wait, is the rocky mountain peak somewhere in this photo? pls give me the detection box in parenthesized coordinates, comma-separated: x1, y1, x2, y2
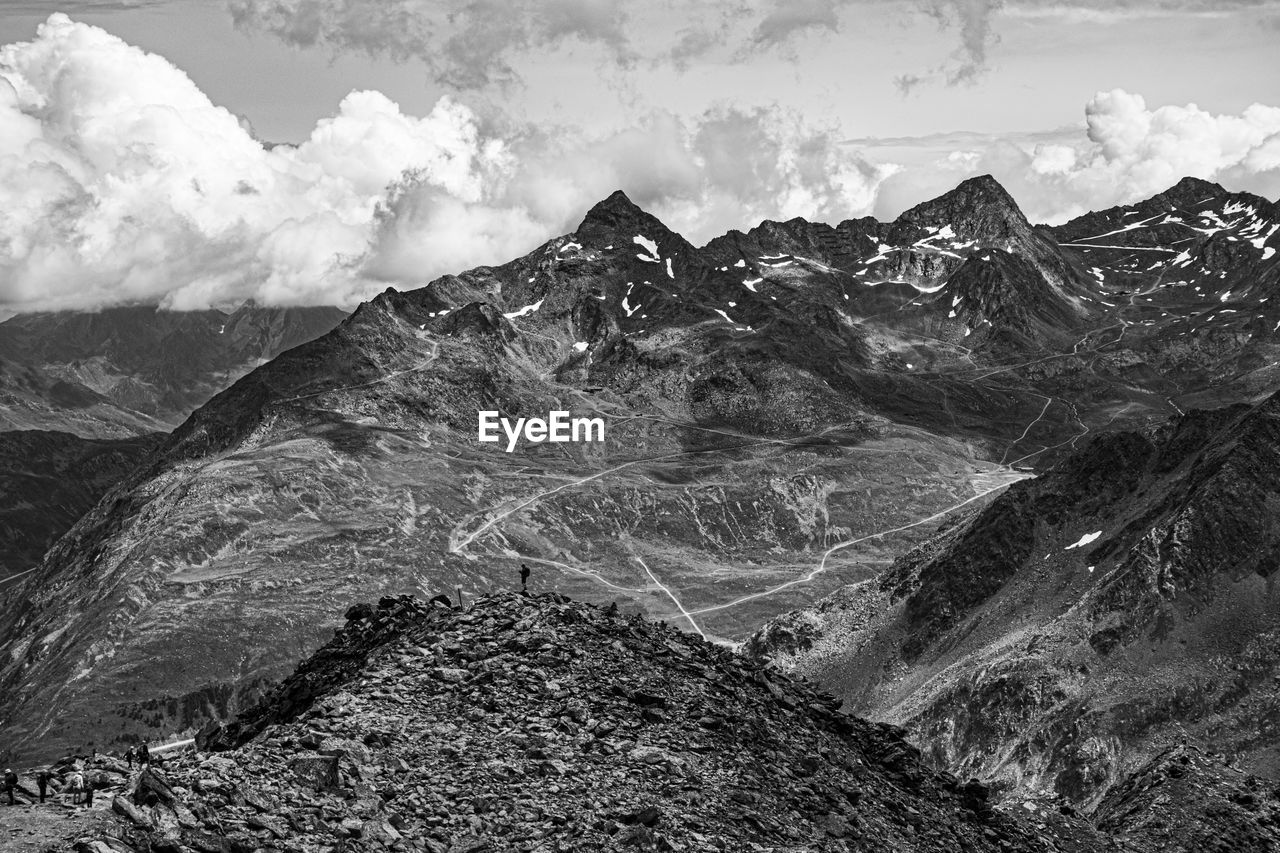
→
(574, 189, 682, 246)
(895, 174, 1032, 239)
(1156, 175, 1227, 207)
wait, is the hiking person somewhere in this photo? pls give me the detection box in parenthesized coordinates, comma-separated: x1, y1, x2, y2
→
(125, 746, 135, 769)
(36, 769, 50, 804)
(139, 743, 150, 766)
(68, 771, 84, 805)
(3, 769, 17, 805)
(520, 562, 531, 592)
(84, 774, 94, 807)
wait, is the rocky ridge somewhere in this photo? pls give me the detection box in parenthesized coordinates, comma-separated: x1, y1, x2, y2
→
(74, 592, 1114, 853)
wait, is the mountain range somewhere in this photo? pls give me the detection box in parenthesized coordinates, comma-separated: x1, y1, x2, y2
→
(1, 173, 1278, 826)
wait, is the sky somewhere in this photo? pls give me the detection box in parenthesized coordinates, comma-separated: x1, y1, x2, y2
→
(0, 0, 1278, 312)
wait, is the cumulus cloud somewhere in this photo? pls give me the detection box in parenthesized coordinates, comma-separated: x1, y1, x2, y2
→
(0, 14, 515, 311)
(0, 15, 890, 313)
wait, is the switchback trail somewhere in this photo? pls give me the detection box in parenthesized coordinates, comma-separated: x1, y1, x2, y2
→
(686, 470, 1028, 617)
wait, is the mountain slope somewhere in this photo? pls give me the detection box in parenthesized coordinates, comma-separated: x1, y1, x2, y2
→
(749, 387, 1280, 806)
(0, 430, 163, 583)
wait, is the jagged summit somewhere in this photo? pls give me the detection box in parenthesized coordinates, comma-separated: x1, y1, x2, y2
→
(576, 189, 670, 239)
(89, 592, 1102, 853)
(584, 188, 640, 217)
(1155, 175, 1227, 207)
(895, 174, 1033, 240)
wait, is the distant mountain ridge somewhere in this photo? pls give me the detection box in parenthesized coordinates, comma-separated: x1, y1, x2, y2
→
(0, 302, 348, 438)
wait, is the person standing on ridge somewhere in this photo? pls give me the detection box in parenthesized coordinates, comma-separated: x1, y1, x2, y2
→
(36, 769, 50, 804)
(125, 746, 135, 769)
(3, 768, 17, 805)
(520, 563, 531, 593)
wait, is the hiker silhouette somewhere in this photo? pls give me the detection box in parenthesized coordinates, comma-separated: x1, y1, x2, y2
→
(520, 563, 531, 592)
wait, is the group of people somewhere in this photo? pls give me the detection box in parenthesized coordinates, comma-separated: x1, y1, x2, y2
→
(3, 766, 93, 807)
(2, 742, 155, 808)
(125, 743, 153, 768)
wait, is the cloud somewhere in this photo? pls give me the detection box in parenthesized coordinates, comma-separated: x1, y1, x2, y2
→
(1002, 0, 1280, 23)
(748, 0, 842, 49)
(0, 15, 891, 313)
(896, 0, 1004, 94)
(227, 0, 637, 90)
(0, 14, 516, 311)
(227, 0, 1016, 93)
(1072, 89, 1280, 207)
(0, 1, 167, 12)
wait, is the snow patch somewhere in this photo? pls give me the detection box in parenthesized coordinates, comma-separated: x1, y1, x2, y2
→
(1065, 530, 1102, 550)
(503, 299, 544, 319)
(622, 282, 640, 317)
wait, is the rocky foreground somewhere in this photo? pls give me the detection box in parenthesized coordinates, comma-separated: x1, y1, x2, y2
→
(64, 591, 1119, 853)
(58, 591, 1280, 852)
